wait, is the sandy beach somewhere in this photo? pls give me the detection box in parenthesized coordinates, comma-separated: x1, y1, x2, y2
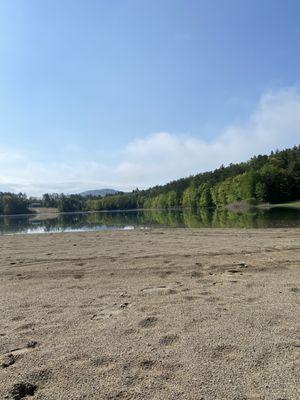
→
(0, 228, 299, 400)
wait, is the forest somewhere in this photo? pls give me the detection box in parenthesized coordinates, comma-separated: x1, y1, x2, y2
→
(1, 145, 299, 215)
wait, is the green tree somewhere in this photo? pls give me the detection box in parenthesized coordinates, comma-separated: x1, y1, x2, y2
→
(199, 183, 213, 207)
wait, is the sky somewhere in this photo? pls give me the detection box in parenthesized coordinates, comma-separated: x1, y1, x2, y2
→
(0, 0, 300, 196)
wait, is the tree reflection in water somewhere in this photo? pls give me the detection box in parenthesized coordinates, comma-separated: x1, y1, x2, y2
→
(0, 207, 299, 234)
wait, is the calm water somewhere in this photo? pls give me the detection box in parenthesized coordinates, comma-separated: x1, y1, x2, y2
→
(0, 207, 299, 235)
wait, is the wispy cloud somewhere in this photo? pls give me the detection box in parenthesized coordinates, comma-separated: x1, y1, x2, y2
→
(0, 86, 299, 196)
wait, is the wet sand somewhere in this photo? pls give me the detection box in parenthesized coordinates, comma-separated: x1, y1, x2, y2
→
(0, 228, 299, 399)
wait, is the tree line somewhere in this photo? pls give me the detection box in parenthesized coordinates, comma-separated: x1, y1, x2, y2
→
(41, 193, 86, 212)
(0, 192, 30, 215)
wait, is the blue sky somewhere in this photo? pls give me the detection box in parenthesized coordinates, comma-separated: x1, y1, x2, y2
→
(0, 0, 300, 195)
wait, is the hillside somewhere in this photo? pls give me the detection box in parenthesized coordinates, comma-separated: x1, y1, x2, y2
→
(86, 145, 300, 211)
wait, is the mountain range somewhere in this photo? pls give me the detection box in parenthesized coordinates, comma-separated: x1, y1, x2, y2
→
(79, 189, 120, 197)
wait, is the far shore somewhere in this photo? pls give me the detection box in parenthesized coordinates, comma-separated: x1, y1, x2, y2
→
(3, 198, 300, 219)
(29, 207, 59, 214)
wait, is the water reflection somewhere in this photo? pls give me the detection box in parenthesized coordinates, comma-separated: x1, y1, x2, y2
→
(0, 207, 299, 235)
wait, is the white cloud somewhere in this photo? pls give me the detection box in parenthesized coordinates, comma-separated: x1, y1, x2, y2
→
(0, 86, 299, 196)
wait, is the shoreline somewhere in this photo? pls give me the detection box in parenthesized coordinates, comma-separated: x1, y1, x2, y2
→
(0, 228, 299, 399)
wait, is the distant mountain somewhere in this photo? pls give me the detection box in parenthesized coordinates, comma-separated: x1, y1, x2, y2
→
(80, 189, 120, 197)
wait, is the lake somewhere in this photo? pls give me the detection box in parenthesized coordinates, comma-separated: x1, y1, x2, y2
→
(0, 207, 300, 235)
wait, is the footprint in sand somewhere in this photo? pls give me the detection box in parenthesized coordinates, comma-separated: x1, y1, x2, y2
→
(91, 303, 130, 320)
(199, 291, 211, 296)
(158, 270, 175, 278)
(140, 285, 177, 295)
(91, 356, 115, 368)
(73, 274, 84, 279)
(227, 269, 242, 274)
(209, 344, 238, 361)
(206, 296, 222, 303)
(15, 323, 35, 332)
(123, 328, 136, 336)
(140, 359, 155, 369)
(1, 353, 15, 368)
(11, 315, 25, 322)
(1, 341, 37, 369)
(184, 295, 200, 301)
(190, 271, 203, 278)
(138, 316, 158, 328)
(159, 334, 179, 346)
(10, 342, 37, 356)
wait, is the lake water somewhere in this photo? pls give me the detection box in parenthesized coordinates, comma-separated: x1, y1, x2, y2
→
(0, 207, 299, 235)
